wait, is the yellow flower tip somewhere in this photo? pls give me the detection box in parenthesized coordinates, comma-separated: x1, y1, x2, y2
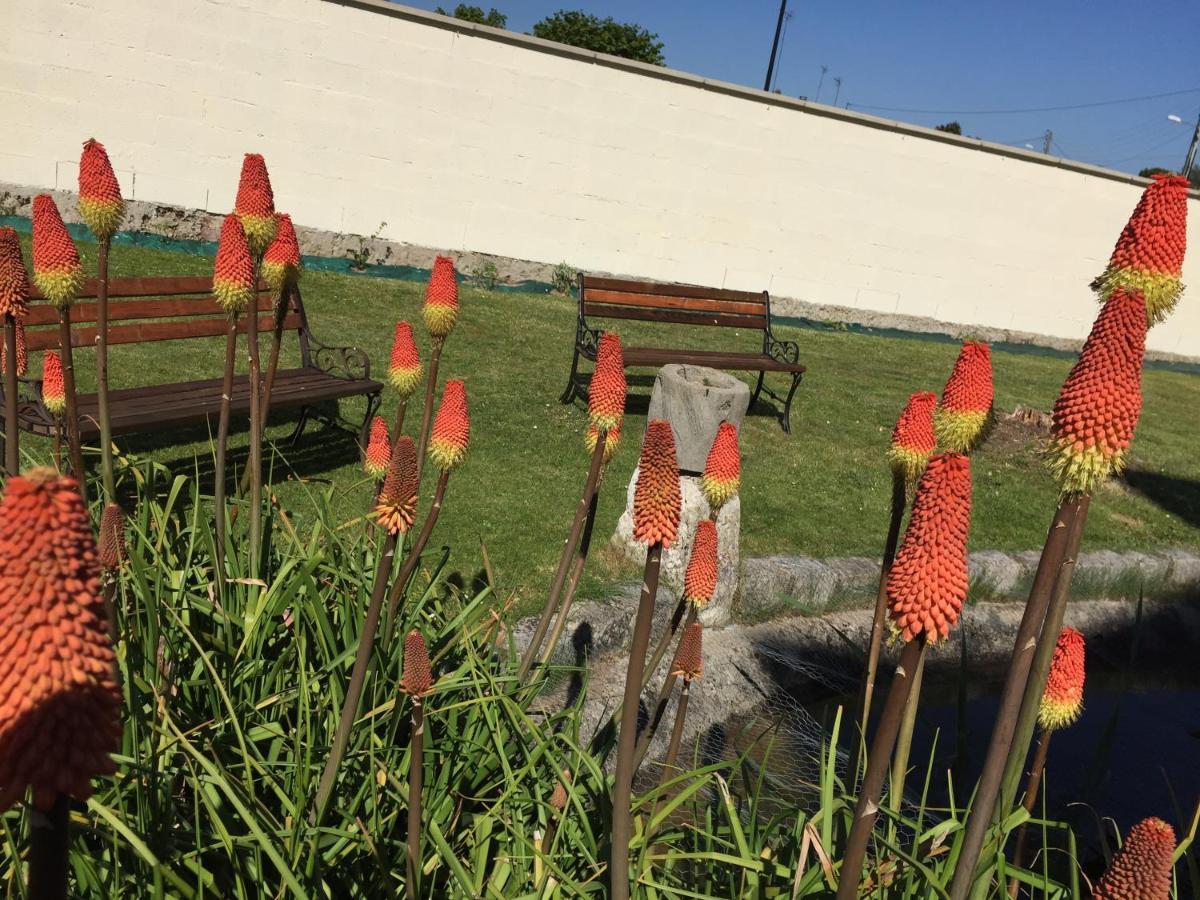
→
(32, 268, 85, 310)
(584, 422, 621, 464)
(1093, 268, 1183, 327)
(933, 407, 992, 454)
(239, 214, 278, 257)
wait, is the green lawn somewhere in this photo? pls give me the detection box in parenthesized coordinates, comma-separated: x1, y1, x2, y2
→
(11, 235, 1200, 612)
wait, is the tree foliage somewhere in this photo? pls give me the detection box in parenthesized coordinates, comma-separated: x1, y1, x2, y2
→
(435, 4, 507, 28)
(531, 9, 665, 65)
(935, 121, 963, 135)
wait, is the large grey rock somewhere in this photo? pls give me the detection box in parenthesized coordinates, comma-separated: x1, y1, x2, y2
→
(646, 365, 750, 474)
(611, 471, 740, 626)
(737, 555, 836, 618)
(1161, 549, 1200, 588)
(969, 550, 1023, 595)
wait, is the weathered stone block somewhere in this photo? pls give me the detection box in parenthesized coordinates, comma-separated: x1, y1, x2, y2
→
(646, 364, 750, 474)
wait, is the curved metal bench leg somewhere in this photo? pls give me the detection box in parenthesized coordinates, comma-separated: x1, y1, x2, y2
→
(288, 407, 311, 447)
(359, 391, 381, 449)
(780, 372, 803, 435)
(560, 345, 581, 404)
(749, 370, 766, 410)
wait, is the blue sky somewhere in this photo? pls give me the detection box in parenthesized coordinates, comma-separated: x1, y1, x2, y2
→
(409, 0, 1200, 174)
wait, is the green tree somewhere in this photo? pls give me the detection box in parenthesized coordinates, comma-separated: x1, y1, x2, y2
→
(435, 4, 507, 28)
(531, 10, 665, 65)
(935, 121, 963, 135)
(1138, 165, 1200, 188)
(1138, 166, 1172, 178)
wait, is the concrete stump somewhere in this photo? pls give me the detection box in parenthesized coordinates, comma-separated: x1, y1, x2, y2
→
(612, 366, 748, 625)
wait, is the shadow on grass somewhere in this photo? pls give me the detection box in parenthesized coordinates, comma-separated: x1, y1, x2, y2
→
(1123, 467, 1200, 529)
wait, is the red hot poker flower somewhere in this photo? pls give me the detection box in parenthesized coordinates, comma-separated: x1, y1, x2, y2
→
(423, 255, 459, 339)
(399, 629, 434, 699)
(0, 226, 30, 319)
(261, 213, 301, 293)
(888, 392, 937, 486)
(428, 379, 470, 473)
(585, 422, 621, 464)
(934, 341, 993, 453)
(588, 331, 627, 432)
(1093, 173, 1189, 326)
(78, 138, 125, 241)
(670, 622, 704, 681)
(0, 468, 122, 811)
(363, 416, 391, 479)
(1049, 288, 1146, 496)
(213, 214, 256, 313)
(633, 420, 682, 548)
(700, 421, 740, 512)
(234, 153, 277, 255)
(886, 453, 973, 643)
(1093, 817, 1176, 900)
(41, 351, 65, 416)
(1, 320, 28, 377)
(98, 503, 127, 572)
(1038, 627, 1085, 731)
(31, 195, 84, 308)
(683, 519, 719, 607)
(375, 436, 419, 534)
(388, 321, 423, 398)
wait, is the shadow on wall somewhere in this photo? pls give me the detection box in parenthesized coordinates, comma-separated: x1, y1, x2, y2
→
(1123, 468, 1200, 528)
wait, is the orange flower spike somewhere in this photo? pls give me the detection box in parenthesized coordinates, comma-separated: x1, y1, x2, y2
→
(632, 420, 682, 548)
(0, 226, 30, 319)
(888, 392, 937, 486)
(31, 195, 84, 308)
(212, 214, 256, 313)
(399, 629, 434, 699)
(427, 379, 470, 473)
(1038, 627, 1085, 731)
(2, 320, 28, 377)
(363, 416, 391, 479)
(1093, 173, 1189, 326)
(886, 453, 973, 643)
(1093, 817, 1176, 900)
(683, 519, 719, 607)
(588, 331, 627, 432)
(700, 421, 740, 512)
(375, 436, 419, 534)
(261, 213, 301, 293)
(934, 341, 994, 453)
(78, 138, 125, 241)
(0, 468, 123, 811)
(670, 622, 704, 681)
(41, 352, 65, 416)
(1049, 288, 1146, 496)
(584, 422, 621, 464)
(98, 503, 127, 572)
(423, 255, 459, 339)
(234, 153, 277, 256)
(388, 321, 423, 398)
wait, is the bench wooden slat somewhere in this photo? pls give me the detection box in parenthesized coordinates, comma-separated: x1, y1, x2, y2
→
(582, 275, 763, 304)
(22, 294, 278, 327)
(29, 275, 271, 301)
(26, 314, 302, 351)
(583, 288, 769, 318)
(85, 369, 336, 415)
(581, 303, 767, 330)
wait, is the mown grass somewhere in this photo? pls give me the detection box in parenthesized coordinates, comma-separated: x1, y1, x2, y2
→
(11, 234, 1200, 614)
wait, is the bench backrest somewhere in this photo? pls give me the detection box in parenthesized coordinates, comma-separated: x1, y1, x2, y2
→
(580, 275, 770, 331)
(26, 276, 307, 356)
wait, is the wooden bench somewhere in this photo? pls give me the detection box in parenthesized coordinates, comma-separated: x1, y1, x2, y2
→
(561, 275, 806, 432)
(10, 275, 382, 447)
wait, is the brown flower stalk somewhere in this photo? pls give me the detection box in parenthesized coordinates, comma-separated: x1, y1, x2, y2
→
(611, 420, 680, 900)
(0, 227, 29, 476)
(399, 629, 434, 899)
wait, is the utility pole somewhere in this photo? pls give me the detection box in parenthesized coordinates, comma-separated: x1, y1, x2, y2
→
(1183, 112, 1200, 179)
(816, 64, 828, 103)
(1042, 129, 1053, 154)
(763, 0, 787, 91)
(833, 76, 843, 107)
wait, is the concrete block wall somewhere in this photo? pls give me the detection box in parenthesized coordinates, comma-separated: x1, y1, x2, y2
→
(3, 0, 1198, 354)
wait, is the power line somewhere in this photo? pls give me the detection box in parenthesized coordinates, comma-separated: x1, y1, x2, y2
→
(1104, 132, 1191, 166)
(846, 87, 1200, 116)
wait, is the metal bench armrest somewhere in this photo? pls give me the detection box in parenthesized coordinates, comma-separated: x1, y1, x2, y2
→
(308, 335, 371, 381)
(764, 333, 800, 365)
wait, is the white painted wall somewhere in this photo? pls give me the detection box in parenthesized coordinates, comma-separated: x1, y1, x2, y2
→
(2, 0, 1198, 354)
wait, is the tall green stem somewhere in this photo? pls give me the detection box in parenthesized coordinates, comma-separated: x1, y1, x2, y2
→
(238, 287, 289, 497)
(836, 637, 926, 900)
(519, 430, 608, 680)
(888, 650, 926, 812)
(386, 472, 450, 628)
(610, 543, 662, 900)
(3, 314, 17, 475)
(213, 315, 238, 579)
(414, 339, 443, 486)
(247, 265, 263, 578)
(406, 698, 425, 899)
(946, 495, 1085, 900)
(28, 794, 70, 900)
(1006, 729, 1052, 898)
(95, 239, 116, 501)
(57, 311, 86, 502)
(538, 484, 601, 668)
(633, 605, 697, 769)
